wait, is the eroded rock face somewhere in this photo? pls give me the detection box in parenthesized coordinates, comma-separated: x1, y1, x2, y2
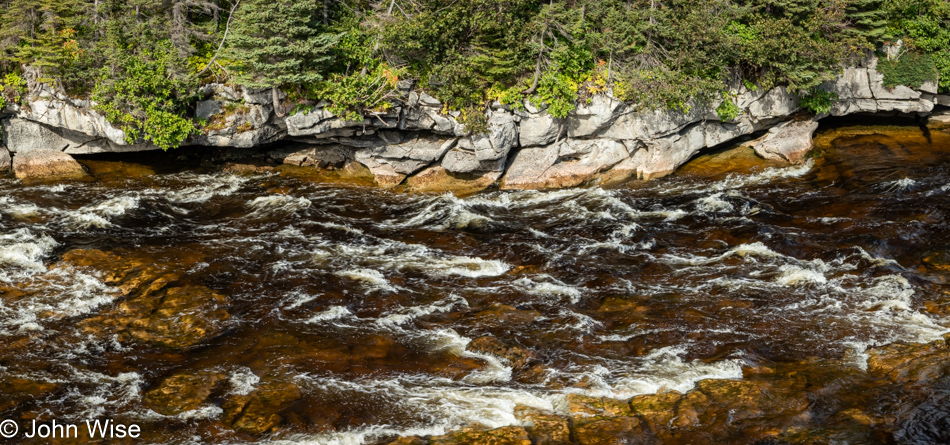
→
(12, 148, 89, 182)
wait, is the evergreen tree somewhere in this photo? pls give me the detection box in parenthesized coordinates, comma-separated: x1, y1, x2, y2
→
(847, 0, 890, 42)
(226, 0, 339, 114)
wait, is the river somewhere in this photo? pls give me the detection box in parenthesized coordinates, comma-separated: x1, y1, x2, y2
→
(1, 119, 949, 444)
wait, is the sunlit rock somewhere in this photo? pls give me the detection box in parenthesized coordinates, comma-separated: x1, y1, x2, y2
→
(12, 149, 90, 183)
(404, 165, 501, 196)
(430, 426, 532, 445)
(751, 119, 819, 164)
(867, 336, 950, 385)
(223, 376, 303, 435)
(144, 370, 228, 416)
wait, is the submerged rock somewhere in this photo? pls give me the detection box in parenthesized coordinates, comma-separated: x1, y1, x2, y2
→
(868, 336, 950, 385)
(223, 376, 303, 435)
(57, 249, 230, 349)
(430, 426, 531, 445)
(144, 370, 228, 416)
(12, 148, 89, 182)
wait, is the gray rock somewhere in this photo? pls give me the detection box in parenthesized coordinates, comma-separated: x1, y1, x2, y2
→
(196, 100, 223, 120)
(824, 68, 873, 100)
(519, 113, 561, 147)
(502, 139, 628, 189)
(567, 94, 626, 138)
(212, 84, 241, 101)
(748, 87, 801, 120)
(280, 145, 350, 169)
(2, 118, 71, 152)
(418, 92, 442, 107)
(628, 124, 708, 180)
(0, 146, 10, 173)
(920, 80, 939, 95)
(935, 95, 950, 107)
(20, 99, 129, 145)
(243, 87, 285, 105)
(458, 111, 518, 163)
(12, 149, 88, 182)
(751, 120, 819, 164)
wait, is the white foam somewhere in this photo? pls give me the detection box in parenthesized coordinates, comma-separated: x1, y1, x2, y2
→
(70, 195, 140, 228)
(229, 367, 260, 396)
(335, 269, 396, 292)
(306, 306, 355, 324)
(312, 238, 511, 279)
(178, 405, 223, 421)
(247, 195, 312, 217)
(374, 295, 468, 329)
(164, 173, 253, 204)
(775, 264, 828, 285)
(0, 228, 56, 275)
(553, 346, 744, 400)
(275, 373, 553, 445)
(696, 193, 734, 213)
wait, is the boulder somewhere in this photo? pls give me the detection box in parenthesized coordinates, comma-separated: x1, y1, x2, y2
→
(627, 123, 707, 180)
(405, 165, 501, 196)
(515, 408, 571, 445)
(751, 119, 819, 164)
(243, 87, 285, 105)
(519, 113, 562, 147)
(502, 139, 629, 189)
(0, 146, 10, 173)
(12, 149, 89, 182)
(824, 68, 874, 100)
(441, 146, 507, 174)
(457, 111, 518, 162)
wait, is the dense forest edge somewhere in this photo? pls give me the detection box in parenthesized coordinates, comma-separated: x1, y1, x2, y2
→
(0, 0, 947, 150)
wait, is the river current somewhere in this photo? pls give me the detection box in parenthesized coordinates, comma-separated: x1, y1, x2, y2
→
(2, 121, 950, 444)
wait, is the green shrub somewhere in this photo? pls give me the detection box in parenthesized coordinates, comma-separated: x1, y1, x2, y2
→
(799, 88, 838, 115)
(716, 94, 741, 121)
(877, 52, 939, 89)
(316, 63, 404, 123)
(0, 72, 26, 111)
(92, 42, 197, 150)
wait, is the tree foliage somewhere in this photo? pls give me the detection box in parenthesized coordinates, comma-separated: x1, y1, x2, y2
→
(0, 0, 947, 146)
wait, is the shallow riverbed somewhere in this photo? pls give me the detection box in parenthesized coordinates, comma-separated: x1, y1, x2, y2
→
(2, 120, 950, 444)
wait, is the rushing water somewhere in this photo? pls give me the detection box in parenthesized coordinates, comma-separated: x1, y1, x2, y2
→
(2, 120, 950, 444)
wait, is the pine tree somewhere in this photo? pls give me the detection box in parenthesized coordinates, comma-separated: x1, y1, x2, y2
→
(846, 0, 890, 43)
(226, 0, 339, 114)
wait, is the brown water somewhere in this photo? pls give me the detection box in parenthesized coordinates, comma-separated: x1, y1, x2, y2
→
(1, 121, 950, 444)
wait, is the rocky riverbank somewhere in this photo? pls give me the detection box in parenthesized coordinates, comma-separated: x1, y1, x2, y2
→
(0, 57, 945, 188)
